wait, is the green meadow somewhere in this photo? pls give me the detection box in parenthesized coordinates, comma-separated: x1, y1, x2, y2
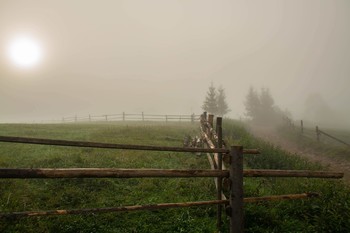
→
(0, 121, 349, 232)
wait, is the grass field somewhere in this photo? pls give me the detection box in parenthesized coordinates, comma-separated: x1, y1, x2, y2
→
(0, 122, 219, 233)
(277, 123, 350, 162)
(223, 119, 350, 232)
(1, 121, 350, 232)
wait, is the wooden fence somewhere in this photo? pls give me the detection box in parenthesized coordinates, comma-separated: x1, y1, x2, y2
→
(287, 119, 350, 148)
(0, 113, 344, 233)
(199, 113, 343, 232)
(315, 125, 350, 147)
(58, 112, 200, 123)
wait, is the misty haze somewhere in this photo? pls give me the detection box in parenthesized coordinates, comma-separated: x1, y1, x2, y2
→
(1, 1, 350, 233)
(0, 0, 349, 128)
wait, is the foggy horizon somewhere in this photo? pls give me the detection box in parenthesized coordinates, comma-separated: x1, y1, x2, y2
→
(1, 1, 350, 128)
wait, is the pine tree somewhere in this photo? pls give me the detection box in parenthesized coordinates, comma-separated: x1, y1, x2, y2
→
(216, 86, 230, 116)
(202, 83, 218, 114)
(259, 88, 275, 122)
(244, 86, 260, 121)
(260, 88, 274, 110)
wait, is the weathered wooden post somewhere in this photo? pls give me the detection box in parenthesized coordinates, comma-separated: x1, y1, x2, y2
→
(203, 111, 207, 120)
(216, 117, 223, 231)
(201, 112, 207, 130)
(123, 112, 125, 121)
(229, 146, 243, 233)
(301, 120, 304, 134)
(142, 112, 144, 122)
(316, 126, 320, 142)
(208, 114, 214, 138)
(165, 115, 168, 123)
(208, 114, 214, 127)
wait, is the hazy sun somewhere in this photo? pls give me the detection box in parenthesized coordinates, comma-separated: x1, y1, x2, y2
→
(7, 36, 43, 68)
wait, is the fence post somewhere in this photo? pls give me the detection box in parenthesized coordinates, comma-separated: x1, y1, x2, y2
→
(142, 112, 144, 122)
(216, 117, 223, 231)
(316, 126, 320, 142)
(191, 113, 195, 124)
(165, 115, 168, 123)
(208, 114, 214, 127)
(123, 112, 125, 121)
(229, 146, 243, 233)
(208, 114, 214, 138)
(301, 120, 303, 134)
(105, 115, 108, 122)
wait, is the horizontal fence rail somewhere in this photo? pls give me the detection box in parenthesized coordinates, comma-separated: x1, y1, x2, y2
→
(0, 200, 229, 219)
(244, 192, 319, 203)
(0, 168, 229, 178)
(0, 136, 259, 154)
(0, 193, 318, 219)
(0, 168, 342, 179)
(243, 169, 344, 178)
(0, 136, 228, 153)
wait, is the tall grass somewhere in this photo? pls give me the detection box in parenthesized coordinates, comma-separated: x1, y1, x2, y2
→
(277, 124, 350, 162)
(0, 122, 217, 233)
(1, 121, 349, 232)
(223, 119, 350, 232)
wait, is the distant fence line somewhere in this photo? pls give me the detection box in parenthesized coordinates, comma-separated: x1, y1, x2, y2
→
(283, 117, 350, 148)
(40, 113, 201, 124)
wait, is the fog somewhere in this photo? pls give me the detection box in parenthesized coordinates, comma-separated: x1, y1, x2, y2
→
(1, 1, 349, 127)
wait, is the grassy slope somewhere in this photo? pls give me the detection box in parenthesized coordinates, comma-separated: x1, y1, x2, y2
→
(278, 124, 350, 162)
(0, 122, 217, 233)
(223, 119, 350, 233)
(2, 121, 350, 232)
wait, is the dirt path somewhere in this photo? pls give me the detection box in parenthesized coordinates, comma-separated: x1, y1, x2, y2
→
(248, 125, 350, 184)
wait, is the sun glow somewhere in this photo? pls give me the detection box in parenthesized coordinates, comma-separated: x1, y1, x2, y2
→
(7, 36, 43, 68)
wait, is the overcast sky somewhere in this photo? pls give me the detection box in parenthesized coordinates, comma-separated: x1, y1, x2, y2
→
(1, 0, 349, 126)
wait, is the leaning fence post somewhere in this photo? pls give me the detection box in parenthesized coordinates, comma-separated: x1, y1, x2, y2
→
(216, 117, 223, 231)
(229, 146, 243, 233)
